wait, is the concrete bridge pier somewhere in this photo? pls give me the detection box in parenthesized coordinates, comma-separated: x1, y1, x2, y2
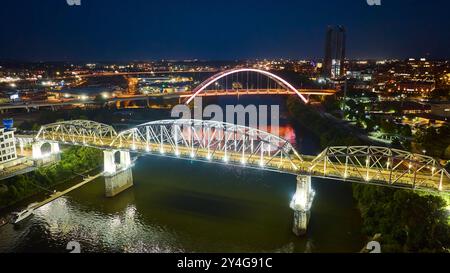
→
(290, 175, 315, 236)
(50, 143, 60, 154)
(31, 143, 41, 159)
(103, 150, 133, 197)
(32, 141, 61, 166)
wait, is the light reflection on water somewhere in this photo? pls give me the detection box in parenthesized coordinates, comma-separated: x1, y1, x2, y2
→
(0, 196, 185, 253)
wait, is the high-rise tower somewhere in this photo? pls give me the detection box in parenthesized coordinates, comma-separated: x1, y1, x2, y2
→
(324, 25, 346, 79)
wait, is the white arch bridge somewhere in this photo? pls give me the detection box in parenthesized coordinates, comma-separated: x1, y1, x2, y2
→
(28, 119, 450, 235)
(183, 68, 335, 104)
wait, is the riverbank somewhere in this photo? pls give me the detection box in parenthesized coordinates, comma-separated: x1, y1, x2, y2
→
(286, 97, 365, 148)
(287, 97, 450, 253)
(0, 146, 103, 210)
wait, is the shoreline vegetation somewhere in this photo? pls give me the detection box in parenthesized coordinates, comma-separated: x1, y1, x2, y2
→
(0, 146, 103, 210)
(287, 97, 450, 253)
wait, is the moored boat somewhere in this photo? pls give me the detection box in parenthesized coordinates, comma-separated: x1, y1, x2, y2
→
(11, 203, 38, 224)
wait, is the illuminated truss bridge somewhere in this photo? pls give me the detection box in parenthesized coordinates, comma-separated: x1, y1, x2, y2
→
(33, 119, 450, 194)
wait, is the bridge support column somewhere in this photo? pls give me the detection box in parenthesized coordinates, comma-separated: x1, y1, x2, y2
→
(103, 150, 117, 174)
(32, 142, 43, 159)
(120, 151, 131, 168)
(32, 142, 60, 159)
(50, 143, 60, 154)
(103, 150, 133, 197)
(290, 175, 315, 236)
(19, 140, 24, 156)
(32, 141, 61, 166)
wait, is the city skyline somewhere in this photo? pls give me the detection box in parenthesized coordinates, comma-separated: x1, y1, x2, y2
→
(1, 0, 449, 61)
(0, 0, 449, 256)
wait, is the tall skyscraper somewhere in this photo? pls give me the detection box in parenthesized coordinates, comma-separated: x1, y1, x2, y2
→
(324, 25, 346, 79)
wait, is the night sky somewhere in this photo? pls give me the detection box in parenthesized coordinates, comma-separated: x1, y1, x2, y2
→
(1, 0, 449, 61)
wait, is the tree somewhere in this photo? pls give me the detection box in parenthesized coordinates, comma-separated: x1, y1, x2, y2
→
(444, 145, 450, 159)
(353, 184, 450, 253)
(415, 125, 450, 159)
(0, 146, 103, 209)
(323, 96, 339, 113)
(380, 119, 396, 134)
(399, 125, 412, 138)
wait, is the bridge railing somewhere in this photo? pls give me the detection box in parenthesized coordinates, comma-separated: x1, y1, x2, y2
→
(33, 120, 449, 193)
(309, 146, 450, 192)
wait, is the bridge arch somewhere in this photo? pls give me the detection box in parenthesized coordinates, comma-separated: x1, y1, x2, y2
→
(185, 68, 309, 104)
(111, 119, 303, 172)
(36, 120, 117, 146)
(40, 142, 52, 155)
(31, 141, 60, 159)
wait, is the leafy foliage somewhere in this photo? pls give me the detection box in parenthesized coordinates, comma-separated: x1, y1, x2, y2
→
(353, 184, 450, 252)
(0, 147, 102, 209)
(287, 96, 364, 148)
(415, 126, 450, 160)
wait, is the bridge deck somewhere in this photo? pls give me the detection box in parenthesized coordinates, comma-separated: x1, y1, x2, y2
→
(34, 133, 450, 193)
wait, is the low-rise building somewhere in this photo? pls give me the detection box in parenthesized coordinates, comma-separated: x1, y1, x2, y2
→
(395, 81, 435, 95)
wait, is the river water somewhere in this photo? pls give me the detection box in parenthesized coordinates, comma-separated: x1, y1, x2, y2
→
(0, 97, 365, 253)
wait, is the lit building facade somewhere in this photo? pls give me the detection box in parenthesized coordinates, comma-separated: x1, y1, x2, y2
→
(0, 128, 17, 164)
(395, 81, 435, 95)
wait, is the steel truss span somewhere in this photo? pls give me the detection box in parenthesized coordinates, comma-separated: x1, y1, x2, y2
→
(36, 120, 117, 146)
(111, 119, 303, 173)
(185, 68, 309, 104)
(33, 119, 450, 193)
(309, 146, 450, 192)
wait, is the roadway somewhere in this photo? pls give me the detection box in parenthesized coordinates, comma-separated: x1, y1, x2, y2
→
(33, 133, 450, 193)
(177, 89, 336, 98)
(0, 88, 336, 111)
(0, 100, 97, 111)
